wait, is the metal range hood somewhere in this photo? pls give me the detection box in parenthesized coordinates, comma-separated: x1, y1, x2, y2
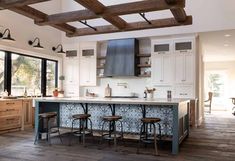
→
(104, 38, 139, 77)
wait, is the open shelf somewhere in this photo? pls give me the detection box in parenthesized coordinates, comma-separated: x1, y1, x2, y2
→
(138, 74, 151, 77)
(97, 65, 105, 69)
(137, 64, 151, 68)
(137, 54, 151, 57)
(97, 56, 106, 59)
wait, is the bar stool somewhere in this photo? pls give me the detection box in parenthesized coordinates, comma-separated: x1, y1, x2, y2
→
(100, 115, 123, 150)
(70, 113, 93, 146)
(34, 112, 62, 145)
(137, 117, 162, 156)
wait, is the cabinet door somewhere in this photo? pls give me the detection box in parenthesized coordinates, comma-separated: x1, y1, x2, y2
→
(22, 100, 32, 128)
(162, 55, 173, 84)
(175, 53, 193, 84)
(185, 53, 194, 84)
(175, 54, 185, 83)
(63, 58, 79, 85)
(151, 55, 162, 84)
(79, 57, 96, 86)
(152, 55, 173, 85)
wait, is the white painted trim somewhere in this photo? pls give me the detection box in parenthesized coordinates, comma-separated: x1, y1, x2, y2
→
(0, 44, 62, 61)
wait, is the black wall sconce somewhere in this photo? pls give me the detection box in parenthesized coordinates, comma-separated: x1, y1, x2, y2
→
(52, 44, 65, 54)
(28, 37, 44, 49)
(0, 28, 15, 42)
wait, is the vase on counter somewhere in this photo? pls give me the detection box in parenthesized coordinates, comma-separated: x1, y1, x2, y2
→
(53, 88, 59, 97)
(105, 84, 112, 97)
(145, 87, 156, 99)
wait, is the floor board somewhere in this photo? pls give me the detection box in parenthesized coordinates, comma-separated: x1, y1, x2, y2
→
(0, 112, 235, 161)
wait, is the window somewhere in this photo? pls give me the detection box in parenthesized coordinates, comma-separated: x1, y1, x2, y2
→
(0, 51, 5, 93)
(46, 60, 57, 96)
(11, 54, 42, 96)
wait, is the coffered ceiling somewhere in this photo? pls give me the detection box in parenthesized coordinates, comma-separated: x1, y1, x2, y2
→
(0, 0, 192, 37)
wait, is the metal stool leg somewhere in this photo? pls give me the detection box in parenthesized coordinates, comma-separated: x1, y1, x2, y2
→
(69, 119, 76, 146)
(100, 120, 106, 145)
(137, 124, 144, 154)
(82, 119, 86, 146)
(113, 121, 117, 151)
(47, 118, 51, 146)
(152, 123, 158, 156)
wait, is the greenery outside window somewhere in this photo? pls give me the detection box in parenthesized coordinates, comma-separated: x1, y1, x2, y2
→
(11, 53, 42, 96)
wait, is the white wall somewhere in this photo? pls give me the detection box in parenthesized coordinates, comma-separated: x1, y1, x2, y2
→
(0, 1, 62, 59)
(0, 1, 63, 87)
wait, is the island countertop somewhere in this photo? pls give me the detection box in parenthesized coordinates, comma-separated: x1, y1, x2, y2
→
(34, 97, 189, 105)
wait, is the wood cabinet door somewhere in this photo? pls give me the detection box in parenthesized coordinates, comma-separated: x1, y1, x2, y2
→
(22, 100, 32, 127)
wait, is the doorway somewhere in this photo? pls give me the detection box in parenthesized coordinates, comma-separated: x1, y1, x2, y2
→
(204, 70, 230, 112)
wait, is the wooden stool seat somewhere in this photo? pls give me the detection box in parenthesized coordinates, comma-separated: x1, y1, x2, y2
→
(103, 115, 122, 121)
(141, 117, 161, 123)
(72, 114, 91, 119)
(39, 112, 57, 118)
(34, 112, 62, 145)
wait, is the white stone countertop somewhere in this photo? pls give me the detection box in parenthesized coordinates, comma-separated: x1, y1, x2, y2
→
(33, 97, 190, 105)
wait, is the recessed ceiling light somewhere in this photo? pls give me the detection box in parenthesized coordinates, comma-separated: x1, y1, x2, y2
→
(224, 44, 229, 47)
(224, 34, 231, 37)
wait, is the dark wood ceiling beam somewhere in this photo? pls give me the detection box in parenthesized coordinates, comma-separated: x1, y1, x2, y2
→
(67, 16, 192, 37)
(0, 0, 50, 9)
(10, 5, 47, 21)
(170, 8, 187, 22)
(165, 0, 187, 22)
(36, 0, 185, 26)
(36, 10, 97, 26)
(74, 0, 127, 29)
(9, 6, 76, 34)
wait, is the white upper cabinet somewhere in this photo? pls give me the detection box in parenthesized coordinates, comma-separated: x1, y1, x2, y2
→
(63, 57, 79, 85)
(79, 42, 97, 86)
(151, 39, 172, 55)
(174, 38, 195, 84)
(151, 39, 174, 85)
(174, 38, 193, 54)
(175, 53, 194, 84)
(152, 54, 174, 85)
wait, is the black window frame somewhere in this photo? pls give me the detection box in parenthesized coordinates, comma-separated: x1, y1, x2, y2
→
(0, 50, 58, 97)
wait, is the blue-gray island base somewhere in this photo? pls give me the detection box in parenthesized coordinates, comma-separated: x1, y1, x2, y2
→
(34, 97, 190, 155)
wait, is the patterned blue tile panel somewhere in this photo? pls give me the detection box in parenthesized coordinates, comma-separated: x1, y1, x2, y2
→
(60, 103, 173, 136)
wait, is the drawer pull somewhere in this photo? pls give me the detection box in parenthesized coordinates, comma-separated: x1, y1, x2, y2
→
(6, 118, 16, 121)
(6, 109, 15, 111)
(6, 102, 15, 105)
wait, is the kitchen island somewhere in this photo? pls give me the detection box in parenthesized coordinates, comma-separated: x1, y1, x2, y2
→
(34, 97, 190, 154)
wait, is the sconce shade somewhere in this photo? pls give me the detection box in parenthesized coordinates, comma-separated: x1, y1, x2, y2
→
(28, 37, 44, 49)
(52, 44, 65, 54)
(0, 28, 15, 42)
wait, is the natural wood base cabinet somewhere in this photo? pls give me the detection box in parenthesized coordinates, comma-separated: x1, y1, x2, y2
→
(0, 100, 22, 133)
(22, 99, 33, 129)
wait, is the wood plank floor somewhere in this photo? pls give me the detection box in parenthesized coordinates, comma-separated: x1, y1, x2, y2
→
(0, 112, 235, 161)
